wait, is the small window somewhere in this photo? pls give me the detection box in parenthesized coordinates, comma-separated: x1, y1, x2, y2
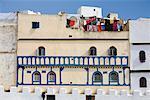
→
(32, 22, 40, 29)
(108, 46, 117, 56)
(92, 71, 102, 83)
(109, 71, 118, 83)
(139, 51, 146, 62)
(47, 71, 56, 84)
(38, 46, 45, 56)
(47, 95, 55, 100)
(140, 77, 147, 88)
(86, 95, 95, 100)
(32, 71, 41, 84)
(89, 46, 97, 56)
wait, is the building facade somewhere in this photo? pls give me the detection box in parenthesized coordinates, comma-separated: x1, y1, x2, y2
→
(16, 7, 130, 93)
(130, 18, 150, 91)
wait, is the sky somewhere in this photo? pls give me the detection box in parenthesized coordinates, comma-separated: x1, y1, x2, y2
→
(0, 0, 150, 20)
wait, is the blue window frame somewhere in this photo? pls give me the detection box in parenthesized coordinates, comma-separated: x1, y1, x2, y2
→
(32, 22, 40, 29)
(92, 71, 103, 84)
(47, 71, 56, 84)
(32, 71, 41, 84)
(109, 71, 119, 84)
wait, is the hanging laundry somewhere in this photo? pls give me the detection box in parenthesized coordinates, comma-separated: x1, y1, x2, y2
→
(97, 19, 101, 32)
(69, 20, 75, 27)
(87, 25, 97, 32)
(66, 19, 70, 28)
(113, 20, 118, 31)
(86, 17, 96, 25)
(101, 23, 105, 31)
(105, 19, 111, 31)
(117, 23, 120, 31)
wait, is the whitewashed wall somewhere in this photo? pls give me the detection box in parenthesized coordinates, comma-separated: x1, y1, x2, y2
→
(130, 45, 150, 70)
(129, 18, 150, 43)
(0, 86, 150, 100)
(77, 6, 102, 18)
(0, 13, 17, 89)
(131, 73, 150, 91)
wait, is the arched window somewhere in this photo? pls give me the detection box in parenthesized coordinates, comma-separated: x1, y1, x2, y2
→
(108, 46, 117, 56)
(139, 51, 146, 62)
(92, 71, 103, 84)
(38, 46, 45, 56)
(109, 71, 119, 84)
(140, 77, 147, 88)
(32, 71, 41, 84)
(47, 71, 56, 84)
(89, 46, 97, 56)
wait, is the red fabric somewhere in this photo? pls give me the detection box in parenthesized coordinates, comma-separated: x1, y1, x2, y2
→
(86, 18, 96, 25)
(97, 25, 101, 32)
(113, 21, 117, 31)
(69, 20, 75, 26)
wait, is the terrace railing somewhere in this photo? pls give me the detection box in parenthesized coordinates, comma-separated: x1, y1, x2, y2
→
(17, 56, 128, 67)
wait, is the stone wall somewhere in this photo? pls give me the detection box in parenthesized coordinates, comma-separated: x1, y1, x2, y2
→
(0, 14, 17, 89)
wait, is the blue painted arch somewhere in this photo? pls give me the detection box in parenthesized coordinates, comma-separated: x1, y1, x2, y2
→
(32, 71, 41, 84)
(92, 71, 103, 84)
(109, 71, 119, 85)
(47, 71, 56, 84)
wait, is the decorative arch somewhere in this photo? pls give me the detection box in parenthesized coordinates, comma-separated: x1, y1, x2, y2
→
(92, 71, 103, 84)
(47, 71, 56, 84)
(89, 46, 97, 56)
(32, 71, 41, 84)
(140, 77, 147, 88)
(109, 71, 119, 84)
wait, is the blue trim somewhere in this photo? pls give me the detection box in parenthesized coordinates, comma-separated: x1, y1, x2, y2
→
(22, 67, 24, 84)
(16, 67, 19, 87)
(92, 71, 103, 85)
(17, 83, 130, 86)
(17, 56, 128, 67)
(109, 71, 119, 85)
(103, 71, 107, 74)
(32, 71, 41, 84)
(47, 71, 56, 84)
(84, 68, 89, 85)
(60, 67, 64, 84)
(42, 70, 46, 73)
(123, 68, 126, 85)
(27, 71, 31, 73)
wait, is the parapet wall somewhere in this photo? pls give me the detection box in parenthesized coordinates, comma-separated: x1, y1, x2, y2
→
(0, 86, 150, 100)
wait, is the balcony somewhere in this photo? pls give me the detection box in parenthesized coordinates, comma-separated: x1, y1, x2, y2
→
(17, 56, 128, 67)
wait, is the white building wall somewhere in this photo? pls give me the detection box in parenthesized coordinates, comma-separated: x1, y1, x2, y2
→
(0, 86, 150, 100)
(130, 45, 150, 70)
(129, 18, 150, 91)
(77, 6, 102, 18)
(131, 73, 150, 91)
(129, 18, 150, 43)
